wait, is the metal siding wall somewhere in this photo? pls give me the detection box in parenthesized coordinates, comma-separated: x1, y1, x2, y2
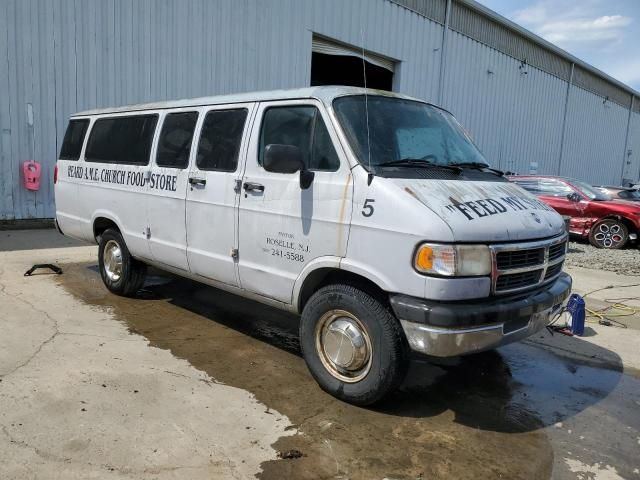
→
(0, 0, 14, 219)
(624, 112, 640, 183)
(0, 0, 636, 219)
(441, 31, 566, 174)
(560, 86, 629, 184)
(1, 0, 447, 219)
(4, 0, 59, 220)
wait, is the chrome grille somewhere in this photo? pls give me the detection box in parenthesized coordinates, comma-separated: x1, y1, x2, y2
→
(496, 248, 544, 270)
(491, 234, 567, 294)
(495, 269, 543, 291)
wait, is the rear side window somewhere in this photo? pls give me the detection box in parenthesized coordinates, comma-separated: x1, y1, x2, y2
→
(85, 114, 158, 165)
(259, 106, 340, 171)
(196, 109, 248, 171)
(156, 112, 198, 169)
(59, 119, 89, 160)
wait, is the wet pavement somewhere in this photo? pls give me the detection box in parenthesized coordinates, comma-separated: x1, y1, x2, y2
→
(57, 262, 640, 480)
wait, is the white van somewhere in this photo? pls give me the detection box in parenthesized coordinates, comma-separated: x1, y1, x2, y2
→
(55, 87, 571, 405)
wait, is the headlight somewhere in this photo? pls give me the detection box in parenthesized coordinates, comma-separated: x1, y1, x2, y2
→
(414, 243, 492, 276)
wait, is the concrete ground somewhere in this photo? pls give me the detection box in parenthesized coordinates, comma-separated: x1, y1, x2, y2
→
(1, 229, 639, 479)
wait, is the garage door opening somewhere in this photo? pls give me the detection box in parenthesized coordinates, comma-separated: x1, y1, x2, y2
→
(310, 36, 395, 91)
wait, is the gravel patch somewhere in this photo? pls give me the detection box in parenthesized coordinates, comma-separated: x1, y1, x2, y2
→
(565, 240, 640, 276)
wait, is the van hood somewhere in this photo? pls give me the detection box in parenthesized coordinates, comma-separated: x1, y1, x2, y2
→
(393, 179, 566, 242)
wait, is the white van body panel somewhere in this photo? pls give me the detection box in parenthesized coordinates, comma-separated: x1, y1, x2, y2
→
(76, 165, 153, 259)
(344, 167, 452, 298)
(55, 170, 84, 239)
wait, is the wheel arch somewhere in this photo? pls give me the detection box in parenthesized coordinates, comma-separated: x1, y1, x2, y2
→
(295, 263, 389, 314)
(605, 215, 638, 235)
(92, 213, 122, 243)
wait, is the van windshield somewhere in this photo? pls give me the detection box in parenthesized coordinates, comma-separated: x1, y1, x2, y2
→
(333, 95, 489, 171)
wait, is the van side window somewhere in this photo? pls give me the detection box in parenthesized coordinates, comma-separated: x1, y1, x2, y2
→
(196, 109, 248, 171)
(156, 112, 198, 169)
(85, 114, 158, 165)
(59, 119, 89, 160)
(259, 106, 339, 171)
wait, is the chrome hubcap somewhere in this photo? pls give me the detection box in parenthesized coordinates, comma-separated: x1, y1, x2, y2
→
(594, 222, 623, 248)
(103, 240, 123, 282)
(315, 310, 372, 383)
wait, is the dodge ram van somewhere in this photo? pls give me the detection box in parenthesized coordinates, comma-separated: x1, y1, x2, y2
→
(55, 87, 571, 405)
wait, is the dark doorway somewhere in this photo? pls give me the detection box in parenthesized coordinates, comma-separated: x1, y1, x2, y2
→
(310, 52, 394, 91)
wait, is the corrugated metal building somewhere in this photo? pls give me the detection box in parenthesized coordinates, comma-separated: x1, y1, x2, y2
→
(1, 0, 639, 220)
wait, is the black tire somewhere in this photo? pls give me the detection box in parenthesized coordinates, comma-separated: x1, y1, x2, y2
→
(98, 229, 147, 297)
(588, 219, 629, 249)
(300, 284, 408, 406)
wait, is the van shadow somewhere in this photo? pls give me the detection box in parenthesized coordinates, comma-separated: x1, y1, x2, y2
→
(128, 268, 624, 436)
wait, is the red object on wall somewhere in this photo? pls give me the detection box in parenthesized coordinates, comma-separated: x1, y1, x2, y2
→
(22, 160, 42, 191)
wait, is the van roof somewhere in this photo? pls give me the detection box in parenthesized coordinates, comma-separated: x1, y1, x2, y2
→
(72, 86, 424, 117)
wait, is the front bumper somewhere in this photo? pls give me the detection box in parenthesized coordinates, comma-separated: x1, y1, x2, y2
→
(390, 273, 572, 357)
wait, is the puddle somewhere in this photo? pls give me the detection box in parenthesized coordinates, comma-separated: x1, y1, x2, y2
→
(57, 263, 639, 479)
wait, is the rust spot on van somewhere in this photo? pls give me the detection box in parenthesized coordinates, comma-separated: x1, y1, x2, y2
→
(336, 175, 352, 251)
(404, 187, 418, 199)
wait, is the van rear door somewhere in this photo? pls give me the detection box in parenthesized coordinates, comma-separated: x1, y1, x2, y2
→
(185, 103, 254, 287)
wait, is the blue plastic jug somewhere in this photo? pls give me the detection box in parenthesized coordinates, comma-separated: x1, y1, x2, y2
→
(566, 294, 586, 336)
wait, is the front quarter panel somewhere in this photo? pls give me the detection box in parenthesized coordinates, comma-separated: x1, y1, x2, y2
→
(344, 169, 454, 298)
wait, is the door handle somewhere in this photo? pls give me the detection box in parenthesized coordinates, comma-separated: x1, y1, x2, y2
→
(189, 177, 206, 186)
(243, 182, 264, 192)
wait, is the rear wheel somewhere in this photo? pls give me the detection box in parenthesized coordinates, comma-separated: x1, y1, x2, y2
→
(300, 284, 408, 406)
(588, 219, 628, 249)
(98, 229, 146, 296)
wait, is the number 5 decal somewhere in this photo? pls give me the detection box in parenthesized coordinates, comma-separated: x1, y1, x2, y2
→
(361, 199, 375, 217)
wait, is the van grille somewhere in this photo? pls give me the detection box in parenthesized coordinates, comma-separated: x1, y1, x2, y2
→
(544, 262, 564, 280)
(496, 269, 543, 291)
(496, 248, 544, 270)
(491, 235, 567, 294)
(548, 242, 566, 262)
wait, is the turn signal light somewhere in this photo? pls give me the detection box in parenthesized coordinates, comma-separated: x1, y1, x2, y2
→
(415, 245, 434, 270)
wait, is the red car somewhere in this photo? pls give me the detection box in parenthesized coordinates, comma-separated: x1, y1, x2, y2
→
(509, 175, 640, 249)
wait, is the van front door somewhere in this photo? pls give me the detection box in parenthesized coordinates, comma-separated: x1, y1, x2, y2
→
(185, 104, 253, 287)
(238, 100, 352, 304)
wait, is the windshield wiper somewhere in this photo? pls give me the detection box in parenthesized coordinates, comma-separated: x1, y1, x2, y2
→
(450, 161, 504, 177)
(376, 159, 462, 174)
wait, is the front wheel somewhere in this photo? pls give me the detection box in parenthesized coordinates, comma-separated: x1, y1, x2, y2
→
(588, 219, 629, 249)
(98, 229, 147, 296)
(300, 284, 408, 406)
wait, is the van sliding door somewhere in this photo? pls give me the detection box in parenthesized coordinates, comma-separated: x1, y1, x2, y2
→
(146, 110, 198, 271)
(185, 103, 255, 287)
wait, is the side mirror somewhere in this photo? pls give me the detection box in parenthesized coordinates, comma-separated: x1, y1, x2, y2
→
(264, 144, 303, 173)
(263, 144, 314, 190)
(567, 192, 581, 202)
